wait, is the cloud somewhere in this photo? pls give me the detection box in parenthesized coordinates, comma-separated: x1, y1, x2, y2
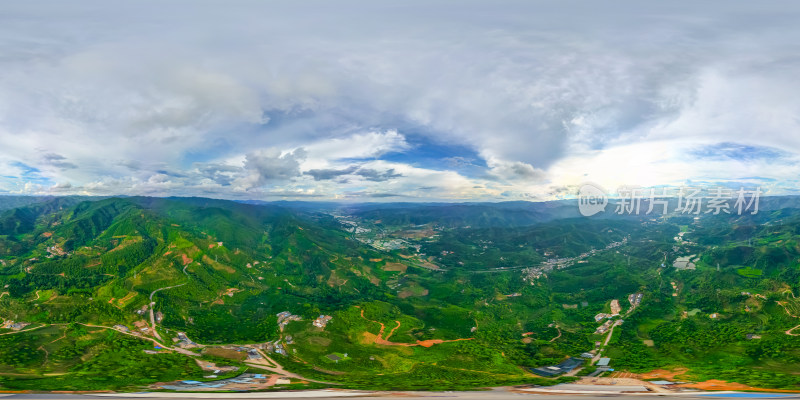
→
(354, 168, 402, 182)
(41, 153, 77, 169)
(196, 163, 243, 186)
(305, 166, 359, 181)
(1, 1, 799, 200)
(50, 181, 72, 191)
(305, 165, 402, 182)
(489, 161, 547, 182)
(239, 148, 306, 188)
(302, 130, 410, 164)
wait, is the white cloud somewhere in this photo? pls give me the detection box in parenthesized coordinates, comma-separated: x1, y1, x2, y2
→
(1, 1, 799, 200)
(237, 148, 307, 190)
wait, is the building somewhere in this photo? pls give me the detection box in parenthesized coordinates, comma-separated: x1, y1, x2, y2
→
(246, 349, 262, 360)
(587, 366, 612, 377)
(312, 315, 333, 328)
(531, 366, 564, 377)
(531, 357, 584, 377)
(595, 313, 612, 322)
(650, 380, 675, 385)
(9, 322, 30, 331)
(326, 354, 342, 362)
(596, 357, 611, 366)
(276, 311, 302, 331)
(175, 332, 198, 348)
(628, 293, 643, 305)
(595, 319, 613, 334)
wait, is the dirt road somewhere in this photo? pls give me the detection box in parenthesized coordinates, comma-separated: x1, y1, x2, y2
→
(357, 307, 473, 347)
(148, 265, 190, 340)
(549, 325, 561, 342)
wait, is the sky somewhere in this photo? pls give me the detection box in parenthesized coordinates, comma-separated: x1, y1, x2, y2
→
(1, 1, 800, 201)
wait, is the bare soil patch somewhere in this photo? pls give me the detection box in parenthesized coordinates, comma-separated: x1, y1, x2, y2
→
(361, 331, 378, 345)
(398, 288, 429, 299)
(203, 347, 247, 361)
(357, 307, 472, 348)
(640, 368, 689, 380)
(678, 379, 800, 393)
(383, 262, 407, 273)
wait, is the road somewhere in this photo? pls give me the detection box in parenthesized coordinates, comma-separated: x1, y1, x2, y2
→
(148, 266, 190, 340)
(590, 319, 621, 366)
(0, 321, 199, 357)
(74, 323, 200, 357)
(548, 325, 561, 342)
(0, 325, 46, 336)
(243, 349, 334, 385)
(603, 320, 621, 346)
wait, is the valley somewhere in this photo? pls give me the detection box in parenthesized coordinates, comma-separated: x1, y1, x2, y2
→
(1, 197, 800, 391)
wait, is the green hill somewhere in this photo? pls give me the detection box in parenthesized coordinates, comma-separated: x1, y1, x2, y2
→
(2, 197, 800, 390)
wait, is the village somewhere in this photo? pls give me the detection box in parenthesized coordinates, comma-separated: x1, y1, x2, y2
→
(522, 237, 628, 281)
(531, 292, 644, 380)
(87, 307, 337, 391)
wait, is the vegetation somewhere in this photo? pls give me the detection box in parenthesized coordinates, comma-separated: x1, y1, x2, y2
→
(2, 196, 800, 391)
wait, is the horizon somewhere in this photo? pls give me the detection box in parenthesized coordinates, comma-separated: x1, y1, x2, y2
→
(0, 190, 784, 204)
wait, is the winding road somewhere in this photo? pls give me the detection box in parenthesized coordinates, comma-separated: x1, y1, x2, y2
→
(148, 265, 190, 340)
(356, 306, 473, 347)
(775, 290, 800, 336)
(549, 325, 562, 343)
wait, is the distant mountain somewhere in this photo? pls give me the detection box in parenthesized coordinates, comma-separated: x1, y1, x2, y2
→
(342, 201, 583, 228)
(0, 195, 57, 212)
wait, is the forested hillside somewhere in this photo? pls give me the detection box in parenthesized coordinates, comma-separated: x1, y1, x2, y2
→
(1, 196, 800, 391)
